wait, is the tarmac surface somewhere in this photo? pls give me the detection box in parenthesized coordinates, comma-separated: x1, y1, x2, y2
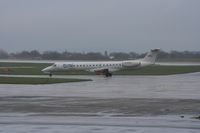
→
(0, 72, 200, 132)
(0, 72, 200, 99)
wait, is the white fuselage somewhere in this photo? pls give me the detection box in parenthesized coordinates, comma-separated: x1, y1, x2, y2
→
(42, 49, 160, 76)
(42, 60, 151, 73)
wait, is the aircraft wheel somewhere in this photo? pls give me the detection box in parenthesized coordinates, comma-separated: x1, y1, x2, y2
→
(49, 73, 52, 77)
(109, 73, 112, 77)
(105, 72, 112, 77)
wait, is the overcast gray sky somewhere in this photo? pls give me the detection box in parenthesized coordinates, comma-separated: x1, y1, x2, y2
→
(0, 0, 200, 53)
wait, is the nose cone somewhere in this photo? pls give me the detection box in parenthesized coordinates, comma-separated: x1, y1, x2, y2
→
(42, 66, 52, 73)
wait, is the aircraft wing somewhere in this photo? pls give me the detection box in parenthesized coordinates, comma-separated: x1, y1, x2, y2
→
(87, 67, 119, 73)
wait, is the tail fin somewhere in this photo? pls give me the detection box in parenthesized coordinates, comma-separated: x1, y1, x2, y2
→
(142, 49, 160, 64)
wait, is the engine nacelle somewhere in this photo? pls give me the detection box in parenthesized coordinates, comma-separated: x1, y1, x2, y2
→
(122, 61, 141, 67)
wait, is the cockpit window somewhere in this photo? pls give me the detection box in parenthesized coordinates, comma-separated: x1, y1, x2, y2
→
(52, 64, 57, 67)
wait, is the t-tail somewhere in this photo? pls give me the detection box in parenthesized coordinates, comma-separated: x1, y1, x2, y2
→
(142, 49, 160, 65)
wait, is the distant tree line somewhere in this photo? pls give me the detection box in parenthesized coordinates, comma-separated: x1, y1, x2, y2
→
(0, 49, 200, 61)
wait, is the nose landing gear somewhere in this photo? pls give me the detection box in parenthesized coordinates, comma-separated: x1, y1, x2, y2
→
(49, 73, 52, 77)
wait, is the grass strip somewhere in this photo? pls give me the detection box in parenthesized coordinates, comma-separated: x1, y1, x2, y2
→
(114, 65, 200, 75)
(0, 77, 92, 84)
(0, 62, 200, 75)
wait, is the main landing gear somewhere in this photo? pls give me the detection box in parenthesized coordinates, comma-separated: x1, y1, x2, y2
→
(103, 69, 112, 77)
(105, 72, 112, 77)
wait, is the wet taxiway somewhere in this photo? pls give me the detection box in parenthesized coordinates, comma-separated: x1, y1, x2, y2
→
(0, 73, 200, 132)
(0, 72, 200, 99)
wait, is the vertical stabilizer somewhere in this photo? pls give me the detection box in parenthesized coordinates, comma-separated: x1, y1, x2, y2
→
(142, 49, 160, 64)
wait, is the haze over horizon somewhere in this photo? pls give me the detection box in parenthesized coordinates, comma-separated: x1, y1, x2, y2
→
(0, 0, 200, 53)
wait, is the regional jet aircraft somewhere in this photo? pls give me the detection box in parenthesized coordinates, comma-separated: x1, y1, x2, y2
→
(42, 49, 160, 77)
